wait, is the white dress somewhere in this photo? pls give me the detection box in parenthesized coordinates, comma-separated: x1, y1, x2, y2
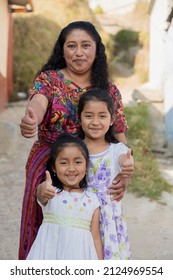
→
(26, 189, 100, 260)
(87, 142, 132, 259)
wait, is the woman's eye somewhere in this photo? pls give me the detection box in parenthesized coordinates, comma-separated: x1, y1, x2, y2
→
(67, 44, 75, 49)
(83, 43, 90, 48)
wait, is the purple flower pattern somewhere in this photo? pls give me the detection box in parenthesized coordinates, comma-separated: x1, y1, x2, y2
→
(87, 144, 132, 259)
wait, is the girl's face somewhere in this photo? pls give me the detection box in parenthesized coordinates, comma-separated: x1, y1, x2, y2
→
(54, 145, 87, 191)
(63, 29, 97, 75)
(80, 100, 114, 141)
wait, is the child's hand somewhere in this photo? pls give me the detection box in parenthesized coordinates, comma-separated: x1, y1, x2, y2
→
(120, 148, 134, 178)
(107, 149, 134, 202)
(37, 171, 56, 206)
(20, 107, 38, 138)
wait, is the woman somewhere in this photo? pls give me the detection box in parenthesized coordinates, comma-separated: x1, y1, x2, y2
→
(19, 21, 133, 260)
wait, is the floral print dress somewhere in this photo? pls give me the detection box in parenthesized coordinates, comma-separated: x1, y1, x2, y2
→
(87, 142, 132, 260)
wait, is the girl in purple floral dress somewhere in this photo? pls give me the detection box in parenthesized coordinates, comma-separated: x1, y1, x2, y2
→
(78, 89, 133, 259)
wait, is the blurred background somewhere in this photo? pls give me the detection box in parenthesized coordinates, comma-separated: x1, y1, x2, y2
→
(0, 0, 173, 260)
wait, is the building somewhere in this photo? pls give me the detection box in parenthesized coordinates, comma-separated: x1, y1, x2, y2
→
(149, 0, 173, 144)
(0, 0, 33, 112)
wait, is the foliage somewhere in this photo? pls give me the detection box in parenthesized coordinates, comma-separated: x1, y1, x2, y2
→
(95, 5, 104, 14)
(114, 29, 140, 50)
(125, 103, 172, 200)
(11, 15, 61, 101)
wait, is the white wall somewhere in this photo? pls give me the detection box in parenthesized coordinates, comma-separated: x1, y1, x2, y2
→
(88, 0, 139, 14)
(149, 0, 173, 143)
(149, 0, 167, 89)
(164, 20, 173, 142)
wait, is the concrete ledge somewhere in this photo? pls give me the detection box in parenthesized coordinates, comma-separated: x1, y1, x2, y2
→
(132, 88, 164, 103)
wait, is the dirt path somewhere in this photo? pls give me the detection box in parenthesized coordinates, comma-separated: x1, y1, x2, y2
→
(0, 101, 35, 259)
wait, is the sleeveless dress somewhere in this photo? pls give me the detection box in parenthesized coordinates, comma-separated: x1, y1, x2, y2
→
(26, 190, 100, 260)
(19, 69, 128, 259)
(87, 142, 132, 260)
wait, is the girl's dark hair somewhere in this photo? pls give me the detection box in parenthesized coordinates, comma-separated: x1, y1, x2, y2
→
(46, 134, 89, 191)
(37, 21, 109, 90)
(78, 88, 119, 144)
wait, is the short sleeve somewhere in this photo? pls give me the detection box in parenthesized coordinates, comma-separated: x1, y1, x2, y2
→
(114, 142, 129, 157)
(112, 143, 129, 172)
(29, 71, 53, 102)
(86, 191, 100, 211)
(109, 81, 128, 133)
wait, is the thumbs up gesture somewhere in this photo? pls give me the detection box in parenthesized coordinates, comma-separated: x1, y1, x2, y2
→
(20, 107, 38, 138)
(120, 148, 134, 178)
(37, 171, 56, 206)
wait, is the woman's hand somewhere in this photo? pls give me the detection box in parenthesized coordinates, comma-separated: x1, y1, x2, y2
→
(20, 107, 38, 138)
(37, 171, 56, 206)
(107, 174, 130, 202)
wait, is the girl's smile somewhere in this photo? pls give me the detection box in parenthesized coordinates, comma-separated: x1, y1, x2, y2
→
(80, 100, 113, 141)
(54, 145, 87, 191)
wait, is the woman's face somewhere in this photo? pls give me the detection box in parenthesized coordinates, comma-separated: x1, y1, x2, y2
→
(63, 29, 97, 75)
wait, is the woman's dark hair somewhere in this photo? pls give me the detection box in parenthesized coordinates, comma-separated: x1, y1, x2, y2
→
(37, 21, 109, 90)
(78, 88, 119, 144)
(46, 133, 89, 191)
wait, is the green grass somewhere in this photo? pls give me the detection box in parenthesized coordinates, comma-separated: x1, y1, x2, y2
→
(125, 102, 172, 200)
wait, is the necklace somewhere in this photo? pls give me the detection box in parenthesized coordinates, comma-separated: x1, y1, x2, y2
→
(64, 79, 92, 92)
(58, 69, 92, 92)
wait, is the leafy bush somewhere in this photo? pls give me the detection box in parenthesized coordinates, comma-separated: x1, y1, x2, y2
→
(114, 29, 140, 50)
(11, 15, 61, 101)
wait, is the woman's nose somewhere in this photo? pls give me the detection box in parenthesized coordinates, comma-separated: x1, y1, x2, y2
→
(75, 46, 83, 56)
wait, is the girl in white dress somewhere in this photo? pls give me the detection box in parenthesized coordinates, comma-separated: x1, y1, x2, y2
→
(78, 88, 134, 260)
(27, 134, 103, 260)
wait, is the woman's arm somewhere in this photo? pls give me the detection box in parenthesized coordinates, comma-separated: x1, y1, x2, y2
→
(115, 132, 127, 145)
(91, 207, 103, 260)
(20, 94, 48, 138)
